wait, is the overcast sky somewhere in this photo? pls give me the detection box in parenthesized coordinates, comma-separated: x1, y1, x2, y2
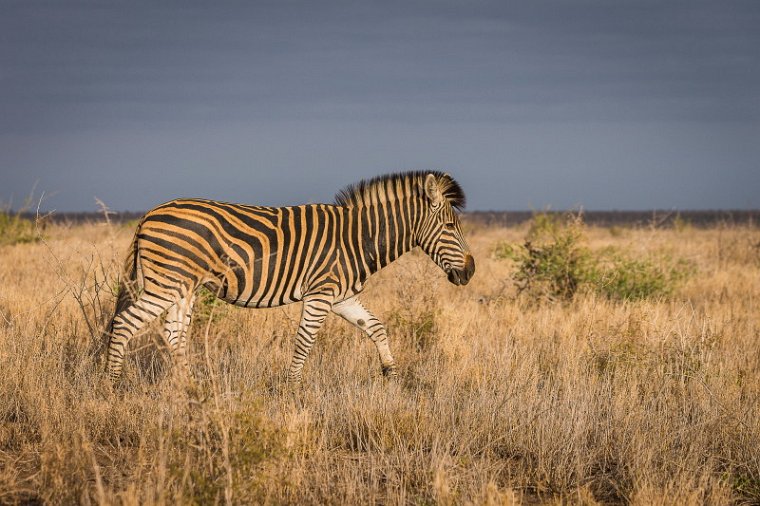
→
(1, 0, 758, 212)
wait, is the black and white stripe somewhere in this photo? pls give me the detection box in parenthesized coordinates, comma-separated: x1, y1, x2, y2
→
(105, 171, 475, 383)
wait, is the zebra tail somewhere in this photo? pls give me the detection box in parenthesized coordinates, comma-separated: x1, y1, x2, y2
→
(114, 222, 144, 315)
(101, 218, 146, 369)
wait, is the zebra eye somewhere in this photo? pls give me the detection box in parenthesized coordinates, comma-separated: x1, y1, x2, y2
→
(444, 222, 456, 230)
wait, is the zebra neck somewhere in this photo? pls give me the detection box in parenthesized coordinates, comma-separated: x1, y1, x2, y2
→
(355, 200, 418, 274)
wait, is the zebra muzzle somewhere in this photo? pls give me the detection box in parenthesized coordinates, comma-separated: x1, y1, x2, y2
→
(447, 254, 475, 286)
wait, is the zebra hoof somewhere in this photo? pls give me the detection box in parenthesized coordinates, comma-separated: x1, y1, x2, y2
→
(382, 365, 398, 378)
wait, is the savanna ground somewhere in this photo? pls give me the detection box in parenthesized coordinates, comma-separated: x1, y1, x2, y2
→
(0, 215, 759, 505)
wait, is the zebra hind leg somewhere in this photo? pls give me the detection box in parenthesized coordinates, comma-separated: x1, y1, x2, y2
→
(287, 293, 333, 386)
(105, 295, 175, 382)
(162, 294, 196, 381)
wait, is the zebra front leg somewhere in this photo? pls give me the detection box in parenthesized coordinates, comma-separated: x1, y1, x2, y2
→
(287, 293, 333, 385)
(332, 297, 397, 378)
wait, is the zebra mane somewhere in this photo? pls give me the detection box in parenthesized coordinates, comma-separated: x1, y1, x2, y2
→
(334, 171, 466, 210)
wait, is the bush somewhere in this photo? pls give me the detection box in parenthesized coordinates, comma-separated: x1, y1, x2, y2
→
(593, 249, 693, 300)
(495, 213, 595, 300)
(0, 190, 46, 246)
(0, 211, 39, 246)
(495, 213, 692, 301)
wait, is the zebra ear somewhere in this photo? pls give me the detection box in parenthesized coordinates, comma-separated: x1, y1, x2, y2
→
(424, 173, 443, 206)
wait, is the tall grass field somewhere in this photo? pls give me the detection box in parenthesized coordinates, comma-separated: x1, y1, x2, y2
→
(0, 215, 758, 504)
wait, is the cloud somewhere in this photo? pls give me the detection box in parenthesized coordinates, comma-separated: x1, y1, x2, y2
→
(3, 1, 758, 129)
(1, 1, 758, 210)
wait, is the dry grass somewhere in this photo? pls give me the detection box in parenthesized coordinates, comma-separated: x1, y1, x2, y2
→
(0, 219, 759, 505)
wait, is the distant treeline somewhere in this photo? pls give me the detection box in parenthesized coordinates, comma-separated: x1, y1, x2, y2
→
(15, 211, 146, 225)
(10, 209, 760, 228)
(467, 210, 760, 228)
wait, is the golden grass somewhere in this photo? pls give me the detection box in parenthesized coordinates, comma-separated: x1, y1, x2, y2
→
(0, 221, 759, 504)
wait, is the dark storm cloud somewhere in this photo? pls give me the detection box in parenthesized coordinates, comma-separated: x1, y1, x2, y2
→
(4, 0, 758, 125)
(0, 0, 759, 210)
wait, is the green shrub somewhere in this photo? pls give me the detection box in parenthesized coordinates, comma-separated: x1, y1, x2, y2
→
(0, 211, 39, 246)
(593, 249, 693, 300)
(0, 190, 46, 246)
(495, 213, 595, 300)
(495, 213, 692, 301)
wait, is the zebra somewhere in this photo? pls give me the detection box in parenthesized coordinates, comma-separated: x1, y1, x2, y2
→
(104, 171, 475, 384)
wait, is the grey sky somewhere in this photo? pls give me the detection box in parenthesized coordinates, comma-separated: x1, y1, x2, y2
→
(1, 0, 758, 211)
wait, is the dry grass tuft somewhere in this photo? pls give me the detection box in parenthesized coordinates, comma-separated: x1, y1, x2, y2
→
(0, 220, 759, 504)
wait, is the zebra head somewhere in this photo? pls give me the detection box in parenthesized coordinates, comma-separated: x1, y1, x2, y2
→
(417, 173, 475, 286)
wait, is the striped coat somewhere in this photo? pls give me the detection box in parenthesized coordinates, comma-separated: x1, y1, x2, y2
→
(105, 171, 474, 383)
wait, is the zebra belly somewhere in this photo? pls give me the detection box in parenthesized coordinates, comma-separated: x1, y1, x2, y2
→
(203, 279, 301, 309)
